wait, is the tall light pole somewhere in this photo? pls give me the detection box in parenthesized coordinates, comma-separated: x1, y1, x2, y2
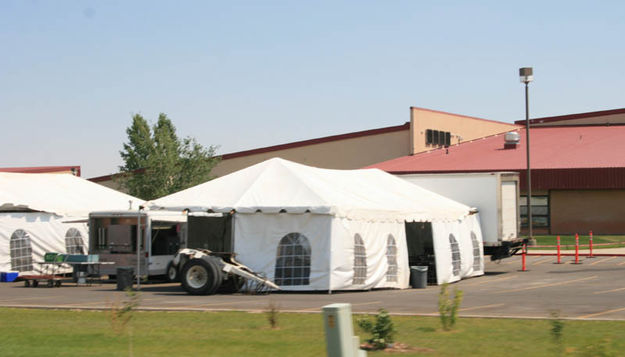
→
(519, 67, 534, 244)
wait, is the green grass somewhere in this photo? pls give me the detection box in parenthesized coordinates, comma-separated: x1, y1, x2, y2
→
(1, 308, 625, 356)
(530, 235, 625, 250)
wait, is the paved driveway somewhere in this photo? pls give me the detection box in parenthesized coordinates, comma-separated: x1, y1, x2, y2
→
(2, 254, 625, 320)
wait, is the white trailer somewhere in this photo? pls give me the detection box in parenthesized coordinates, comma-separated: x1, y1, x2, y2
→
(88, 210, 187, 277)
(397, 172, 523, 259)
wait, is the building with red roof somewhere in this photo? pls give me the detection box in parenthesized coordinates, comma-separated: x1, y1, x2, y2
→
(370, 110, 625, 235)
(0, 166, 81, 176)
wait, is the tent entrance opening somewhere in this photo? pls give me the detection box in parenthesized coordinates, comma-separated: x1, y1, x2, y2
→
(405, 222, 436, 284)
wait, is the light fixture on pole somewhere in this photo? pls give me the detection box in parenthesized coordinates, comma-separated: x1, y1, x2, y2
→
(519, 67, 534, 244)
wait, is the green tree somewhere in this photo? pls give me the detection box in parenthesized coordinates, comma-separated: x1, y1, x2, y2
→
(119, 113, 220, 200)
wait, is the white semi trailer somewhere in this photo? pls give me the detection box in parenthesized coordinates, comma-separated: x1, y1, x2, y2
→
(398, 172, 523, 259)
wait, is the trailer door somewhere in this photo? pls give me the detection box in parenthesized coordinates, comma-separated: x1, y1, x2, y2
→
(501, 181, 518, 241)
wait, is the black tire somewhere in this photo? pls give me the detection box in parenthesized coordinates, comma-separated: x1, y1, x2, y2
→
(47, 280, 54, 288)
(55, 280, 62, 287)
(24, 280, 31, 287)
(166, 261, 179, 282)
(181, 257, 223, 295)
(218, 274, 245, 294)
(32, 280, 39, 288)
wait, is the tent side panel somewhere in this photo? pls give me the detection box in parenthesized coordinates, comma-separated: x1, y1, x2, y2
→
(233, 213, 333, 291)
(330, 218, 409, 291)
(431, 221, 460, 284)
(0, 213, 88, 274)
(432, 216, 485, 285)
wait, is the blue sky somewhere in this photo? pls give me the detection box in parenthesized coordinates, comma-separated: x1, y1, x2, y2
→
(1, 1, 624, 177)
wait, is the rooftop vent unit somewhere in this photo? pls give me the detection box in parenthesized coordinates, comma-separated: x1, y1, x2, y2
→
(504, 131, 520, 149)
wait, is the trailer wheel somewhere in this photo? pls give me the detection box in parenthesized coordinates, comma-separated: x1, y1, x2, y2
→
(32, 280, 39, 288)
(24, 280, 31, 287)
(181, 258, 221, 295)
(166, 261, 179, 282)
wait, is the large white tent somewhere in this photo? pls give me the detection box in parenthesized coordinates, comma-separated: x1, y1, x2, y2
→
(0, 172, 143, 274)
(150, 158, 484, 291)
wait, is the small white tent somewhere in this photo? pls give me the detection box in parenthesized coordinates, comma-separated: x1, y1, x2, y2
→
(150, 158, 484, 290)
(0, 172, 143, 274)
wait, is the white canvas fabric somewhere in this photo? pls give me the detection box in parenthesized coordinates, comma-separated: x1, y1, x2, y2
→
(149, 158, 484, 289)
(330, 217, 410, 290)
(431, 214, 484, 284)
(150, 158, 470, 222)
(0, 172, 142, 216)
(0, 213, 89, 274)
(0, 172, 143, 275)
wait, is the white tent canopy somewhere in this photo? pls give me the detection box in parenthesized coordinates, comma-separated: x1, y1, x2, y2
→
(151, 158, 485, 290)
(0, 172, 142, 216)
(150, 158, 472, 222)
(0, 172, 143, 274)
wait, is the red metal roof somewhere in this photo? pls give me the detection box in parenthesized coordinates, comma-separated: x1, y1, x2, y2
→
(369, 125, 625, 173)
(0, 166, 81, 176)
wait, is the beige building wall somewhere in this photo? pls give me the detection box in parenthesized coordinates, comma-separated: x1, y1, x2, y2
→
(410, 107, 519, 154)
(212, 129, 411, 177)
(550, 190, 625, 234)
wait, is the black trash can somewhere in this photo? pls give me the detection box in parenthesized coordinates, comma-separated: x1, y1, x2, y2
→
(116, 267, 134, 291)
(410, 266, 428, 289)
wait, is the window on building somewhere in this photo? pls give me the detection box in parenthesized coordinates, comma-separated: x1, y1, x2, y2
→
(449, 234, 461, 276)
(353, 234, 367, 285)
(425, 129, 451, 147)
(274, 233, 311, 286)
(386, 235, 398, 282)
(471, 231, 481, 271)
(520, 195, 549, 228)
(65, 228, 86, 255)
(10, 229, 33, 272)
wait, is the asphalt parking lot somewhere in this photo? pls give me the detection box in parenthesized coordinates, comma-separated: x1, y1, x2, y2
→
(2, 253, 625, 320)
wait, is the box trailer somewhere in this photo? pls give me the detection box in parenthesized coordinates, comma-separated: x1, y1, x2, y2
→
(397, 172, 523, 259)
(88, 210, 187, 277)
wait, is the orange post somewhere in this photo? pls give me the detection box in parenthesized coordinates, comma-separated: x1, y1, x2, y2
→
(556, 236, 562, 264)
(521, 243, 527, 271)
(589, 230, 594, 258)
(574, 233, 580, 264)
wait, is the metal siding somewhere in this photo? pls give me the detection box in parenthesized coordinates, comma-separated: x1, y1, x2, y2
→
(519, 168, 625, 190)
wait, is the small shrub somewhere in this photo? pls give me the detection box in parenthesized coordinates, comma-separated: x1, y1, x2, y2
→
(357, 308, 396, 350)
(438, 283, 463, 331)
(266, 300, 280, 329)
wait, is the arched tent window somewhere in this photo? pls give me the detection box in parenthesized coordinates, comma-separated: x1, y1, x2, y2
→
(65, 228, 85, 255)
(386, 235, 398, 282)
(274, 233, 311, 286)
(10, 229, 33, 272)
(449, 234, 461, 276)
(353, 234, 367, 285)
(471, 231, 481, 271)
